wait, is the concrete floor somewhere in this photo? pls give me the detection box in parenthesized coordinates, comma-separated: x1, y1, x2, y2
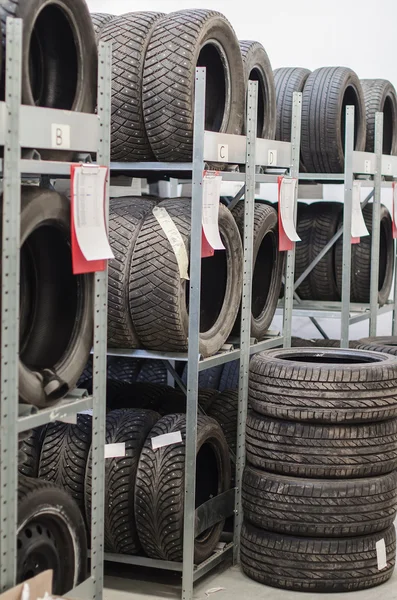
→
(104, 557, 397, 600)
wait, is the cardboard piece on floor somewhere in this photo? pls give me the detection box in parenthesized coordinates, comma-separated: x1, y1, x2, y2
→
(0, 571, 53, 600)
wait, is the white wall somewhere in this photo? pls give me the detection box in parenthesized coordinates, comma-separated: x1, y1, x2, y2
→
(86, 0, 397, 87)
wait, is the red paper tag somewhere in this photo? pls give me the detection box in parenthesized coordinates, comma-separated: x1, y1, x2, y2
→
(201, 229, 215, 258)
(70, 164, 107, 274)
(351, 236, 360, 244)
(278, 176, 294, 251)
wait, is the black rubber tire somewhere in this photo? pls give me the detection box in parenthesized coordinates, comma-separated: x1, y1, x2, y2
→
(239, 41, 276, 140)
(143, 9, 245, 161)
(90, 13, 114, 39)
(218, 360, 239, 391)
(361, 79, 397, 155)
(208, 390, 238, 453)
(246, 411, 397, 478)
(135, 414, 231, 563)
(17, 475, 87, 595)
(294, 202, 313, 299)
(232, 203, 283, 338)
(17, 187, 94, 408)
(0, 1, 97, 147)
(290, 336, 315, 347)
(136, 360, 168, 385)
(357, 336, 397, 356)
(108, 382, 170, 411)
(301, 67, 366, 173)
(129, 199, 243, 357)
(157, 388, 220, 415)
(108, 197, 157, 348)
(198, 389, 219, 412)
(241, 521, 396, 593)
(181, 364, 224, 390)
(274, 67, 311, 142)
(242, 465, 397, 537)
(311, 338, 362, 348)
(99, 12, 164, 161)
(107, 356, 142, 383)
(38, 414, 92, 516)
(249, 346, 397, 423)
(18, 425, 47, 477)
(335, 204, 394, 306)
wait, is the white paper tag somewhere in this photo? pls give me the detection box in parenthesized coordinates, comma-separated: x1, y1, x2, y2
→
(217, 144, 228, 162)
(153, 206, 189, 279)
(268, 149, 278, 166)
(73, 165, 114, 261)
(351, 181, 369, 238)
(376, 538, 387, 570)
(279, 178, 300, 242)
(51, 123, 71, 149)
(202, 172, 225, 250)
(151, 430, 182, 450)
(104, 442, 126, 458)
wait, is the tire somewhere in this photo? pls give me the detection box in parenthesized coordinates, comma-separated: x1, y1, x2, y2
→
(0, 0, 96, 152)
(38, 414, 92, 516)
(129, 199, 243, 357)
(107, 356, 142, 382)
(135, 414, 231, 563)
(361, 79, 397, 154)
(198, 389, 219, 412)
(181, 364, 224, 390)
(309, 203, 343, 300)
(17, 475, 87, 595)
(18, 426, 47, 477)
(241, 521, 396, 593)
(18, 187, 94, 408)
(208, 390, 238, 453)
(99, 12, 164, 161)
(239, 41, 276, 140)
(311, 338, 362, 348)
(290, 337, 315, 347)
(157, 388, 220, 415)
(108, 197, 157, 348)
(335, 204, 394, 306)
(245, 411, 397, 478)
(90, 13, 114, 38)
(143, 9, 245, 161)
(218, 359, 239, 391)
(301, 67, 366, 173)
(232, 203, 283, 338)
(104, 409, 160, 553)
(108, 382, 170, 411)
(242, 465, 397, 537)
(357, 336, 397, 356)
(249, 346, 397, 423)
(294, 202, 313, 299)
(274, 67, 311, 142)
(136, 360, 168, 384)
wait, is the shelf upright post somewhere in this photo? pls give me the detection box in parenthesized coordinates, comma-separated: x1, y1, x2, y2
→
(181, 67, 206, 600)
(283, 92, 302, 347)
(369, 112, 383, 336)
(393, 235, 397, 336)
(0, 17, 22, 592)
(90, 41, 112, 600)
(233, 81, 258, 564)
(340, 106, 355, 348)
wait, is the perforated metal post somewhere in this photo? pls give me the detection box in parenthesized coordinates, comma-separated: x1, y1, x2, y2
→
(369, 112, 383, 336)
(283, 92, 302, 347)
(181, 67, 206, 600)
(340, 106, 355, 347)
(393, 237, 397, 335)
(0, 18, 22, 592)
(91, 41, 111, 600)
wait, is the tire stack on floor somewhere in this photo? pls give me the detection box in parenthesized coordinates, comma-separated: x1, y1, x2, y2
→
(241, 346, 397, 592)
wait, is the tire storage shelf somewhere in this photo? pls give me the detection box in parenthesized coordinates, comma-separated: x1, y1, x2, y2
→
(276, 106, 397, 347)
(105, 69, 302, 600)
(0, 18, 111, 600)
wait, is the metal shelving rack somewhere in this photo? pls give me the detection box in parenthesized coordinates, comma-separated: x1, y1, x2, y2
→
(276, 106, 397, 347)
(0, 19, 111, 600)
(105, 69, 302, 600)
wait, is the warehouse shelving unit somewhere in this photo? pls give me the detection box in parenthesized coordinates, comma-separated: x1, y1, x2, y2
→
(105, 69, 302, 600)
(276, 106, 397, 347)
(0, 18, 111, 600)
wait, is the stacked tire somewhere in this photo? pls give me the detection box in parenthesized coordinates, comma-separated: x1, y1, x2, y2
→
(241, 347, 397, 592)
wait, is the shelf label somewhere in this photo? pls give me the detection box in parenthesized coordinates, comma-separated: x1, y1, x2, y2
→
(278, 176, 300, 251)
(151, 431, 182, 450)
(202, 171, 225, 251)
(105, 443, 126, 458)
(217, 144, 228, 162)
(376, 539, 387, 570)
(153, 206, 189, 279)
(268, 149, 278, 166)
(351, 181, 369, 243)
(393, 183, 397, 239)
(52, 123, 71, 149)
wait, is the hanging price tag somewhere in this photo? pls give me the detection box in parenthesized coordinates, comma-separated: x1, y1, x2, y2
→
(153, 206, 189, 279)
(393, 182, 397, 239)
(202, 171, 225, 252)
(70, 164, 113, 274)
(278, 176, 300, 251)
(351, 181, 369, 243)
